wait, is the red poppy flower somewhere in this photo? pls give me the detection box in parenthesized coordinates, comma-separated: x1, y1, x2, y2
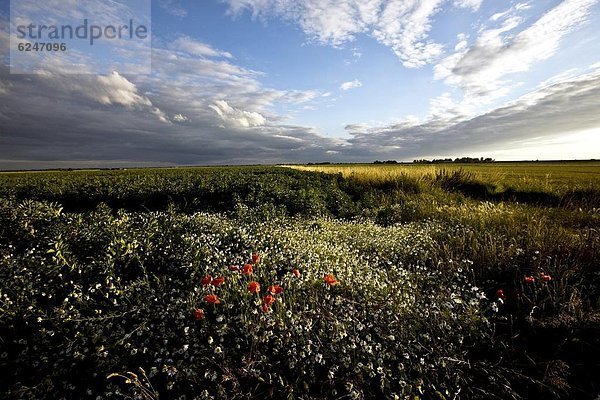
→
(201, 275, 212, 286)
(292, 269, 301, 278)
(193, 308, 205, 320)
(212, 276, 225, 287)
(252, 253, 261, 264)
(324, 274, 339, 286)
(268, 285, 283, 295)
(242, 264, 253, 275)
(541, 273, 552, 282)
(204, 294, 220, 304)
(496, 289, 506, 301)
(262, 303, 270, 313)
(263, 294, 275, 307)
(228, 265, 240, 272)
(524, 276, 535, 283)
(247, 281, 260, 294)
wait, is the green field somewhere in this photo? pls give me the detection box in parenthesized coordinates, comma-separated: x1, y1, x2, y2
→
(1, 163, 599, 399)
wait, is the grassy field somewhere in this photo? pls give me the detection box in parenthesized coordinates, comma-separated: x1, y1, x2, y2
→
(290, 161, 600, 194)
(0, 163, 599, 399)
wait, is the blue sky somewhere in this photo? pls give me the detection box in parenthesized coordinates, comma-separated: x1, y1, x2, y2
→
(1, 0, 600, 168)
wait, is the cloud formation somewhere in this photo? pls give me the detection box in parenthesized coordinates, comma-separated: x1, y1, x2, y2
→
(346, 67, 600, 158)
(172, 36, 233, 59)
(435, 0, 598, 103)
(210, 100, 267, 128)
(0, 25, 342, 168)
(223, 0, 454, 67)
(453, 0, 483, 11)
(340, 79, 362, 90)
(157, 0, 188, 17)
(94, 72, 153, 108)
(3, 59, 598, 168)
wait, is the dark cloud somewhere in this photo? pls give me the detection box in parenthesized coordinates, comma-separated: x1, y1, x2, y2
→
(0, 28, 344, 169)
(2, 62, 600, 169)
(345, 69, 600, 159)
(0, 78, 337, 167)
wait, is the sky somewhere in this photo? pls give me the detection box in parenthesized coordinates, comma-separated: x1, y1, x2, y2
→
(1, 0, 600, 169)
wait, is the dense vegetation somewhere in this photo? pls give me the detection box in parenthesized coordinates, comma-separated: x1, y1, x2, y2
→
(1, 164, 599, 399)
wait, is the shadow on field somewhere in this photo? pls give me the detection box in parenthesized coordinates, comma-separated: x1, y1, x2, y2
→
(1, 167, 597, 218)
(434, 169, 600, 209)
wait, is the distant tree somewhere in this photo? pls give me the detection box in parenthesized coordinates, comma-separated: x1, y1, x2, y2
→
(453, 157, 495, 163)
(414, 157, 495, 164)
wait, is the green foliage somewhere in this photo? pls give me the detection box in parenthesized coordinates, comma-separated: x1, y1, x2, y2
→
(0, 167, 364, 217)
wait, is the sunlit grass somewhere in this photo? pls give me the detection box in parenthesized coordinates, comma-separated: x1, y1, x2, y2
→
(287, 161, 600, 194)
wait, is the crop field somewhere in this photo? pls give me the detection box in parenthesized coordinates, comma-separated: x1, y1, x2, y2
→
(291, 161, 600, 194)
(0, 163, 599, 399)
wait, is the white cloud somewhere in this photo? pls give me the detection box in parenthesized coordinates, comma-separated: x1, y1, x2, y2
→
(157, 0, 188, 17)
(172, 36, 233, 59)
(173, 113, 190, 122)
(536, 68, 581, 88)
(282, 90, 320, 104)
(152, 107, 171, 124)
(435, 0, 598, 103)
(340, 79, 362, 90)
(24, 70, 168, 121)
(73, 72, 171, 123)
(454, 0, 483, 11)
(209, 100, 267, 128)
(371, 0, 445, 67)
(223, 0, 446, 68)
(428, 92, 471, 121)
(10, 0, 141, 28)
(226, 0, 361, 45)
(94, 72, 153, 108)
(0, 81, 9, 96)
(348, 48, 362, 63)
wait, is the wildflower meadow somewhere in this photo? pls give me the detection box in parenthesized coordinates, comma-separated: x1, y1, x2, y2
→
(0, 164, 598, 399)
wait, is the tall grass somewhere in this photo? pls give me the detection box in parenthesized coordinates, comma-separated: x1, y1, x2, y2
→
(290, 163, 600, 210)
(289, 162, 600, 195)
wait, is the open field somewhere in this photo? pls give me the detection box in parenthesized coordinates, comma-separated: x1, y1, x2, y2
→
(1, 163, 599, 399)
(290, 161, 600, 194)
